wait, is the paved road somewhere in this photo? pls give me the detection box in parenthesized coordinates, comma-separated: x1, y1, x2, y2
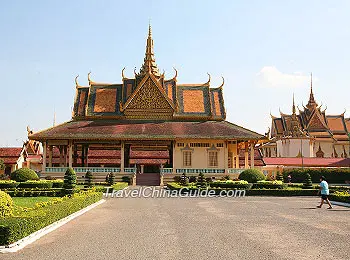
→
(2, 194, 350, 260)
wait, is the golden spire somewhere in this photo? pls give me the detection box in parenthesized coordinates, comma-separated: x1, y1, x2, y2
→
(138, 23, 160, 77)
(292, 93, 296, 115)
(307, 72, 317, 109)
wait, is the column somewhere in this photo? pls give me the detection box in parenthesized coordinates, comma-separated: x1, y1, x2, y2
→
(42, 141, 47, 172)
(81, 145, 85, 167)
(172, 141, 176, 174)
(48, 145, 53, 167)
(235, 143, 240, 168)
(224, 141, 228, 173)
(250, 142, 255, 169)
(68, 141, 73, 168)
(244, 142, 249, 169)
(120, 141, 125, 173)
(59, 146, 63, 167)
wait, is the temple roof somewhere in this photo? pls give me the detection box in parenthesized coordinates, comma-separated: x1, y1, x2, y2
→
(263, 157, 350, 167)
(29, 120, 263, 141)
(0, 147, 23, 164)
(270, 81, 349, 141)
(72, 26, 227, 122)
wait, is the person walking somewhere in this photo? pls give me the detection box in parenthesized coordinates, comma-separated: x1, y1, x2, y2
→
(317, 176, 333, 209)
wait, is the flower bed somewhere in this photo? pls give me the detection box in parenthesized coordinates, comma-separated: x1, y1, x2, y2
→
(0, 191, 102, 246)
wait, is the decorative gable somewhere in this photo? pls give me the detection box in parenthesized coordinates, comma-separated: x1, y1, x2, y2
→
(122, 74, 174, 120)
(307, 110, 328, 131)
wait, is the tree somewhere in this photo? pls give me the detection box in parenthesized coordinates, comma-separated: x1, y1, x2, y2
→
(107, 172, 115, 186)
(197, 172, 207, 187)
(63, 168, 77, 195)
(0, 159, 5, 171)
(179, 173, 188, 186)
(303, 173, 313, 189)
(84, 171, 94, 188)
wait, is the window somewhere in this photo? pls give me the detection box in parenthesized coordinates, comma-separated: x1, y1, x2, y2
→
(183, 151, 192, 167)
(177, 143, 184, 147)
(190, 143, 210, 148)
(216, 143, 224, 147)
(208, 151, 218, 167)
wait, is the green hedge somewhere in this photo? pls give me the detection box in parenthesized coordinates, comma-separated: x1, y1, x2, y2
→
(247, 189, 318, 196)
(239, 169, 265, 183)
(4, 189, 62, 197)
(52, 180, 64, 188)
(112, 182, 128, 191)
(0, 191, 13, 218)
(252, 180, 286, 189)
(209, 180, 252, 190)
(0, 191, 102, 245)
(17, 180, 53, 189)
(0, 180, 19, 189)
(283, 168, 350, 184)
(329, 191, 350, 203)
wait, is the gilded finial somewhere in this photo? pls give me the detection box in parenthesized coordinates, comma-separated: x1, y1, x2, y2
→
(292, 93, 296, 114)
(148, 21, 152, 38)
(75, 75, 79, 88)
(122, 67, 126, 79)
(88, 71, 92, 84)
(219, 76, 225, 88)
(206, 73, 211, 85)
(172, 67, 178, 81)
(134, 67, 137, 77)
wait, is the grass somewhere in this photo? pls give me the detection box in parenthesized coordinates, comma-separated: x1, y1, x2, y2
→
(12, 197, 57, 208)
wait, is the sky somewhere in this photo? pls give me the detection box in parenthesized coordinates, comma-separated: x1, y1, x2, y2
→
(0, 0, 349, 146)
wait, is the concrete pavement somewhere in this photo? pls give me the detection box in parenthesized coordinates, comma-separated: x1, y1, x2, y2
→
(2, 195, 350, 260)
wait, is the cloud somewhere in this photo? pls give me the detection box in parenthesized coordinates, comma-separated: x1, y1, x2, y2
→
(256, 66, 312, 88)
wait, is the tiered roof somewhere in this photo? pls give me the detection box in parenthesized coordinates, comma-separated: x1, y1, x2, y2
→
(0, 147, 23, 164)
(30, 25, 263, 142)
(270, 76, 349, 142)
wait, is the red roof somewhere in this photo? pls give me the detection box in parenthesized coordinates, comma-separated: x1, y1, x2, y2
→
(30, 120, 263, 141)
(263, 157, 350, 167)
(0, 147, 23, 164)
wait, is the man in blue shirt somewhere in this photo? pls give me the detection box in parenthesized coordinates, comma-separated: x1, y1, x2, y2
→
(317, 176, 333, 209)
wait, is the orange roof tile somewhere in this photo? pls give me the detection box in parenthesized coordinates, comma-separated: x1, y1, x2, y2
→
(94, 89, 117, 112)
(327, 117, 346, 132)
(183, 90, 205, 113)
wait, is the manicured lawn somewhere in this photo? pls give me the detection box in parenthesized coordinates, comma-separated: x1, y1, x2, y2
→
(12, 197, 57, 207)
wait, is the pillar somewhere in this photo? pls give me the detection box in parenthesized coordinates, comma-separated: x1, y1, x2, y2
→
(172, 141, 176, 174)
(42, 141, 47, 172)
(68, 141, 73, 168)
(244, 142, 249, 169)
(120, 141, 125, 173)
(224, 141, 228, 173)
(85, 145, 89, 167)
(59, 146, 64, 167)
(250, 142, 255, 169)
(235, 143, 240, 169)
(48, 145, 53, 167)
(81, 145, 85, 167)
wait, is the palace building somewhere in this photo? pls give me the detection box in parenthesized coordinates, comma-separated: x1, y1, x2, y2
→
(29, 25, 264, 185)
(260, 76, 350, 171)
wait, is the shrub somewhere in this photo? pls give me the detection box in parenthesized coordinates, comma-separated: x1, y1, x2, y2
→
(84, 171, 94, 188)
(10, 168, 38, 182)
(283, 168, 350, 184)
(0, 159, 5, 170)
(5, 189, 62, 197)
(239, 169, 265, 183)
(221, 175, 231, 181)
(329, 191, 350, 203)
(276, 171, 284, 182)
(121, 176, 131, 184)
(196, 173, 207, 187)
(0, 180, 19, 189)
(107, 172, 115, 186)
(247, 189, 318, 196)
(0, 173, 10, 180)
(112, 182, 128, 191)
(0, 191, 13, 218)
(0, 191, 102, 245)
(17, 180, 53, 189)
(188, 176, 197, 183)
(173, 176, 181, 183)
(179, 173, 188, 186)
(63, 168, 77, 195)
(52, 179, 64, 188)
(303, 173, 313, 189)
(252, 180, 286, 189)
(205, 177, 213, 183)
(210, 180, 252, 190)
(45, 176, 56, 180)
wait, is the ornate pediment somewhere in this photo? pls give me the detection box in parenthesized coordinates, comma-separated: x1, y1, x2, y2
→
(122, 74, 174, 119)
(307, 110, 328, 131)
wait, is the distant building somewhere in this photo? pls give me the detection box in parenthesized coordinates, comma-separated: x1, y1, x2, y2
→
(260, 75, 350, 173)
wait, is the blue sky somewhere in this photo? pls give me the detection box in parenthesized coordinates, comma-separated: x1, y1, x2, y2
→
(1, 0, 349, 146)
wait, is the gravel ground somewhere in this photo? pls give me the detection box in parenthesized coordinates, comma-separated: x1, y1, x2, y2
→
(2, 194, 350, 260)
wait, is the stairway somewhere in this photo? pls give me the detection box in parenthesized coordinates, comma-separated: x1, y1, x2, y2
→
(136, 173, 160, 186)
